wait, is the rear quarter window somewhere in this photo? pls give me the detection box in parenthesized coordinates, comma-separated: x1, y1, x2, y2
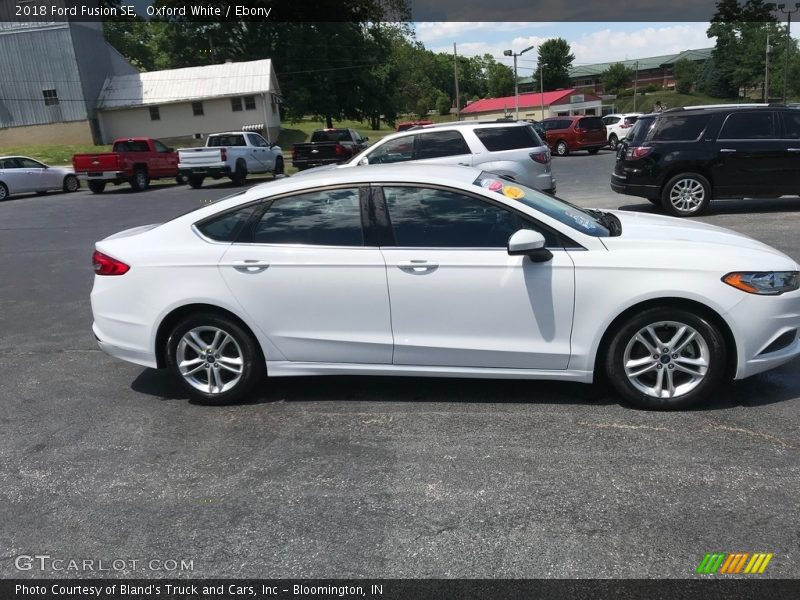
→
(474, 126, 543, 151)
(578, 117, 604, 130)
(651, 114, 712, 141)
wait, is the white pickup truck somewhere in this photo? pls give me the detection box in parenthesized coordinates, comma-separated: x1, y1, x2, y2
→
(177, 132, 284, 188)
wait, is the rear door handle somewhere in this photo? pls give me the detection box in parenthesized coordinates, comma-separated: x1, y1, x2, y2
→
(787, 148, 800, 153)
(720, 148, 737, 153)
(458, 162, 470, 166)
(398, 260, 438, 272)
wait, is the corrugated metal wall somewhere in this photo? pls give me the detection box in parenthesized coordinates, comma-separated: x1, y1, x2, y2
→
(0, 23, 87, 127)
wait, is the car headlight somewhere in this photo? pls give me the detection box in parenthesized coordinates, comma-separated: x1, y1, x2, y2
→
(722, 271, 800, 295)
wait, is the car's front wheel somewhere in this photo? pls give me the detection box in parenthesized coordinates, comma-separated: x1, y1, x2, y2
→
(604, 307, 727, 410)
(165, 313, 264, 405)
(662, 173, 711, 217)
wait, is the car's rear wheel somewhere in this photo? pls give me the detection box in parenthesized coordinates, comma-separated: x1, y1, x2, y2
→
(231, 161, 247, 185)
(63, 174, 79, 193)
(662, 173, 711, 217)
(274, 156, 284, 177)
(604, 307, 727, 410)
(609, 134, 619, 150)
(88, 180, 106, 194)
(555, 140, 569, 156)
(188, 175, 204, 189)
(130, 168, 149, 191)
(165, 313, 264, 405)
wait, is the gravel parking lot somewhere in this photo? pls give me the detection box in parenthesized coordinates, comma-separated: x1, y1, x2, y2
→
(1, 154, 798, 579)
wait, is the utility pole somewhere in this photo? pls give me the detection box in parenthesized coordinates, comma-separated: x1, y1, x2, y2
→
(453, 43, 460, 121)
(765, 31, 771, 102)
(504, 45, 534, 120)
(632, 60, 639, 112)
(778, 4, 800, 104)
(539, 63, 545, 119)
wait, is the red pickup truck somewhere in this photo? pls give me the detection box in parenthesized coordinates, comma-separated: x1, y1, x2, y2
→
(72, 138, 181, 193)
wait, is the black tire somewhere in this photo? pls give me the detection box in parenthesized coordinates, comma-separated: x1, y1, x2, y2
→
(588, 147, 600, 155)
(130, 168, 149, 192)
(661, 173, 711, 217)
(165, 312, 265, 405)
(88, 180, 106, 194)
(555, 140, 569, 156)
(604, 306, 727, 410)
(188, 175, 204, 189)
(274, 156, 284, 176)
(231, 160, 247, 185)
(175, 174, 188, 185)
(0, 182, 7, 201)
(609, 134, 619, 150)
(63, 174, 79, 193)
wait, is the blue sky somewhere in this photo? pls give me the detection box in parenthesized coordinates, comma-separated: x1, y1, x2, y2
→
(414, 22, 798, 74)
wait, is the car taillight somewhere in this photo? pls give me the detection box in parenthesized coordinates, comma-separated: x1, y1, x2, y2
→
(620, 123, 631, 129)
(92, 250, 129, 276)
(335, 144, 347, 156)
(626, 146, 653, 160)
(291, 148, 297, 161)
(529, 151, 550, 164)
(220, 148, 227, 161)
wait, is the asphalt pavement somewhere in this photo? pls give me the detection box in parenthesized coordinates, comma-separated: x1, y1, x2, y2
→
(1, 158, 798, 579)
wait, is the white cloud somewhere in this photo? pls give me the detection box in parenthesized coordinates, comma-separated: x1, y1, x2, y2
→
(414, 22, 552, 44)
(427, 24, 716, 75)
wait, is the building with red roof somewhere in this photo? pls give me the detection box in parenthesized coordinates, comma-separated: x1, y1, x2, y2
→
(461, 89, 602, 121)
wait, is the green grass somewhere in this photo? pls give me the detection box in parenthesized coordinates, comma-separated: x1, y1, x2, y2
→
(1, 144, 109, 166)
(608, 90, 742, 114)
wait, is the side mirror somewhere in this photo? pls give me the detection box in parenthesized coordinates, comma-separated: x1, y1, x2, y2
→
(358, 157, 369, 166)
(166, 147, 174, 153)
(507, 229, 552, 263)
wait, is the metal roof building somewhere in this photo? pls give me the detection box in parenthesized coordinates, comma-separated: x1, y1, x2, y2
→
(0, 19, 138, 145)
(97, 59, 282, 144)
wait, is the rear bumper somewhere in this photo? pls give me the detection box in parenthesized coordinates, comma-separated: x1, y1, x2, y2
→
(78, 171, 126, 181)
(178, 166, 232, 178)
(93, 322, 157, 369)
(610, 173, 660, 200)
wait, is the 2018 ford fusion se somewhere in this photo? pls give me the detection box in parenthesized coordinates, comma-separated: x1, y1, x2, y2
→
(91, 165, 800, 410)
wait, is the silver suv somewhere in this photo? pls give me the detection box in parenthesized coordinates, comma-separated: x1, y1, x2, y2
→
(337, 121, 556, 194)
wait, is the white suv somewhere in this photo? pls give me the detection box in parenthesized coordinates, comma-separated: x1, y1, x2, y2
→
(324, 121, 556, 194)
(602, 113, 643, 150)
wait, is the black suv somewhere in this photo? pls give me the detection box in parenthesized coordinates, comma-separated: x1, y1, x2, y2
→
(611, 105, 800, 217)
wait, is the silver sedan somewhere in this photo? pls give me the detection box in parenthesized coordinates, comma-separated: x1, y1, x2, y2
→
(0, 156, 80, 200)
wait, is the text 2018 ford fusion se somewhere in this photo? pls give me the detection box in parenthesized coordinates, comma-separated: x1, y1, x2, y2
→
(91, 165, 800, 410)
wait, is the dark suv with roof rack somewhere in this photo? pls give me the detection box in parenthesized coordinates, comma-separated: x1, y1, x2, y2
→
(611, 104, 800, 217)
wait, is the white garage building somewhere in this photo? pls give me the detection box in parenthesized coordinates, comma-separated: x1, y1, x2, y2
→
(97, 58, 281, 144)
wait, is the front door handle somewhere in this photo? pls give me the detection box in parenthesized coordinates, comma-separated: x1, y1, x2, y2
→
(225, 259, 270, 272)
(398, 260, 438, 273)
(458, 162, 470, 166)
(787, 148, 800, 153)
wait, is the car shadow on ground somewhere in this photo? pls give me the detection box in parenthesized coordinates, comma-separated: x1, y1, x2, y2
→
(617, 196, 800, 215)
(130, 366, 797, 411)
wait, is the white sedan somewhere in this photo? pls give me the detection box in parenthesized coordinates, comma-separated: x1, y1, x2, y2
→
(90, 165, 800, 410)
(0, 156, 80, 200)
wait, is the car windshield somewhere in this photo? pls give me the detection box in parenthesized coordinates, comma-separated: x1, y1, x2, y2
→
(473, 172, 611, 237)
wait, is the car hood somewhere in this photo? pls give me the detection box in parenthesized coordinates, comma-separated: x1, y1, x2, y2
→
(602, 210, 798, 268)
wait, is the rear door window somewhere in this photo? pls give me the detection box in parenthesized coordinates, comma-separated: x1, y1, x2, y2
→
(578, 117, 604, 130)
(718, 111, 775, 139)
(415, 131, 470, 159)
(474, 126, 542, 151)
(651, 114, 712, 141)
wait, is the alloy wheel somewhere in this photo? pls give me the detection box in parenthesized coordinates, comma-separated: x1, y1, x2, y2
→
(176, 326, 244, 394)
(668, 178, 705, 214)
(622, 320, 710, 399)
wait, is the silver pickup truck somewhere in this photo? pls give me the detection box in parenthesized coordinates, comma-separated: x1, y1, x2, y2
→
(177, 132, 284, 188)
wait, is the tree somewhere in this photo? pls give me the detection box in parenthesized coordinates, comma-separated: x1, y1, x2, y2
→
(673, 58, 700, 94)
(435, 91, 451, 116)
(485, 59, 514, 98)
(536, 38, 575, 91)
(601, 63, 633, 95)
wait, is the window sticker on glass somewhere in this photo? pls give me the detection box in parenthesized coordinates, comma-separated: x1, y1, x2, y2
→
(502, 185, 525, 200)
(479, 178, 504, 192)
(565, 211, 597, 229)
